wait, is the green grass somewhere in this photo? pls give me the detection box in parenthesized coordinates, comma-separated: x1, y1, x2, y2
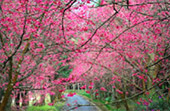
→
(27, 105, 56, 111)
(27, 102, 64, 111)
(27, 93, 65, 111)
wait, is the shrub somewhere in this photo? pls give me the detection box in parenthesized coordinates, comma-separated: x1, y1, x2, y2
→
(135, 96, 170, 111)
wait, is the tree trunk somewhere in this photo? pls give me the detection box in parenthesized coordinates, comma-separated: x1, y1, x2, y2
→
(0, 84, 13, 111)
(50, 94, 56, 103)
(5, 96, 12, 111)
(73, 84, 76, 90)
(77, 83, 80, 91)
(22, 91, 29, 110)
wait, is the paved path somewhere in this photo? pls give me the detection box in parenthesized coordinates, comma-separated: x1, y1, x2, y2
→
(61, 94, 100, 111)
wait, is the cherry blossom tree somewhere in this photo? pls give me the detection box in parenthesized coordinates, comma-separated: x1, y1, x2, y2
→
(0, 0, 170, 110)
(0, 0, 77, 110)
(69, 0, 170, 110)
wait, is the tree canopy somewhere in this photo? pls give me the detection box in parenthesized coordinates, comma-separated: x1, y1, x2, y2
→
(0, 0, 170, 110)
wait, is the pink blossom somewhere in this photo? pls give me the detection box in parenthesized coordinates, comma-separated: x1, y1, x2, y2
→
(81, 85, 86, 89)
(93, 89, 98, 92)
(38, 43, 45, 49)
(61, 95, 65, 98)
(10, 43, 14, 46)
(87, 0, 90, 3)
(67, 103, 70, 106)
(94, 77, 99, 81)
(95, 93, 99, 96)
(112, 86, 115, 88)
(67, 92, 76, 97)
(48, 103, 54, 106)
(100, 87, 107, 91)
(15, 82, 20, 87)
(143, 101, 149, 106)
(116, 89, 123, 94)
(145, 92, 149, 95)
(59, 89, 64, 92)
(149, 99, 152, 103)
(42, 86, 47, 89)
(49, 92, 55, 95)
(90, 82, 94, 86)
(136, 101, 140, 105)
(86, 90, 90, 94)
(132, 73, 137, 76)
(88, 86, 93, 89)
(137, 75, 144, 80)
(140, 98, 143, 102)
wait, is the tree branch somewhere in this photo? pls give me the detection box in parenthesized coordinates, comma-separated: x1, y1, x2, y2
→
(62, 0, 77, 44)
(146, 54, 170, 69)
(2, 3, 28, 69)
(110, 74, 170, 104)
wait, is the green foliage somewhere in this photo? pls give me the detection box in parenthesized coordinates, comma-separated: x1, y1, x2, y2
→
(135, 104, 147, 111)
(135, 95, 170, 111)
(55, 55, 70, 78)
(148, 97, 170, 111)
(57, 65, 72, 78)
(27, 102, 64, 111)
(110, 109, 126, 111)
(55, 55, 72, 79)
(92, 0, 101, 7)
(27, 105, 57, 111)
(105, 97, 111, 102)
(59, 55, 68, 60)
(62, 55, 68, 59)
(55, 61, 72, 79)
(58, 62, 63, 66)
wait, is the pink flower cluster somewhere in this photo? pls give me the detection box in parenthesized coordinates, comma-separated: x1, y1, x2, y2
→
(67, 92, 76, 97)
(100, 87, 107, 91)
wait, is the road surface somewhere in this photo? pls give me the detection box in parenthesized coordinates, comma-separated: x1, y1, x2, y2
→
(61, 94, 100, 111)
